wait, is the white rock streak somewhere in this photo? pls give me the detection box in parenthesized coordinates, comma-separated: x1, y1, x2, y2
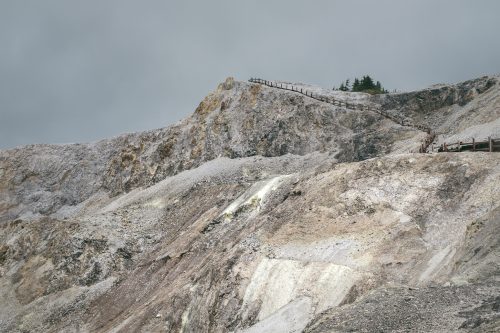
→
(241, 258, 359, 323)
(221, 175, 290, 221)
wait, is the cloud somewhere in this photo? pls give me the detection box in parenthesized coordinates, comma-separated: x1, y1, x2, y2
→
(1, 0, 499, 148)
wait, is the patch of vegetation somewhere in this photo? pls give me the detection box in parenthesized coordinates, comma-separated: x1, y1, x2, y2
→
(335, 75, 388, 94)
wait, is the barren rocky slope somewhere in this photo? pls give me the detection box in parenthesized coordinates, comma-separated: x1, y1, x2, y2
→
(0, 76, 499, 332)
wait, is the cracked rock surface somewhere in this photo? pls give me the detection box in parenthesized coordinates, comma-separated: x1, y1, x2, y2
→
(0, 76, 499, 332)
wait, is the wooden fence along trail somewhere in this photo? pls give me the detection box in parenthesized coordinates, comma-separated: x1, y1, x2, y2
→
(249, 78, 436, 153)
(437, 137, 500, 152)
(249, 78, 499, 154)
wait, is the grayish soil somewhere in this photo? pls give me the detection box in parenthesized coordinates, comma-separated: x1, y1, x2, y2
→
(0, 76, 499, 332)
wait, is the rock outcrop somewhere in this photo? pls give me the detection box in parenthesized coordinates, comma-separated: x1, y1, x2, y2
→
(0, 76, 499, 332)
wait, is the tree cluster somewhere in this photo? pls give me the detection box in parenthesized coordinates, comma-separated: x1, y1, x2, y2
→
(335, 75, 388, 94)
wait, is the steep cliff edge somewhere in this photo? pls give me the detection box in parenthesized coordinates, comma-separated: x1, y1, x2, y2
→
(0, 76, 499, 332)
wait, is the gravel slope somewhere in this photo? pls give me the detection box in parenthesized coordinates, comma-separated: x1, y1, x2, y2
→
(0, 76, 499, 332)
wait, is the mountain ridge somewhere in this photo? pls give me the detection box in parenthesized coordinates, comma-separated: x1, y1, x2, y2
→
(0, 75, 499, 332)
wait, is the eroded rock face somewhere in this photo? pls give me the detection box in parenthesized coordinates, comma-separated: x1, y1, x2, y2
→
(0, 76, 499, 332)
(0, 76, 433, 220)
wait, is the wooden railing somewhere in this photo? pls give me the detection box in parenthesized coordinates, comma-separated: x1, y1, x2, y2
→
(249, 78, 436, 153)
(436, 137, 500, 152)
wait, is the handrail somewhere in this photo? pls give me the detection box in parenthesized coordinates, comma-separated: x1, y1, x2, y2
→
(249, 77, 436, 153)
(437, 136, 499, 152)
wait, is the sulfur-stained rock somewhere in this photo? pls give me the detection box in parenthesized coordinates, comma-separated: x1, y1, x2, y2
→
(0, 75, 499, 332)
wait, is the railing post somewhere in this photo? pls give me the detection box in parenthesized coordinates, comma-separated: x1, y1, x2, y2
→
(472, 138, 475, 151)
(489, 136, 493, 152)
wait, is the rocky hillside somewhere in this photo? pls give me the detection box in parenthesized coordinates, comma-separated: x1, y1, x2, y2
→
(0, 76, 499, 332)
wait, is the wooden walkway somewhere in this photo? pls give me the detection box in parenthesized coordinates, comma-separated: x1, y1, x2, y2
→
(436, 137, 500, 152)
(249, 78, 435, 153)
(249, 78, 498, 154)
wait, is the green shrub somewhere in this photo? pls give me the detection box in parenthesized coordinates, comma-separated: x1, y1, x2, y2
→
(336, 75, 388, 94)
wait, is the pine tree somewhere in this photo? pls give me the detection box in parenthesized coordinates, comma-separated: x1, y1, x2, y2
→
(360, 75, 375, 91)
(352, 78, 360, 92)
(335, 75, 388, 94)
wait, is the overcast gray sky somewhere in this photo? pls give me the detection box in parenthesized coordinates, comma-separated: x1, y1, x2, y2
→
(1, 0, 499, 149)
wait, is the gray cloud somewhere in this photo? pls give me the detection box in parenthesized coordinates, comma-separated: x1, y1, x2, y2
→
(1, 0, 499, 149)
